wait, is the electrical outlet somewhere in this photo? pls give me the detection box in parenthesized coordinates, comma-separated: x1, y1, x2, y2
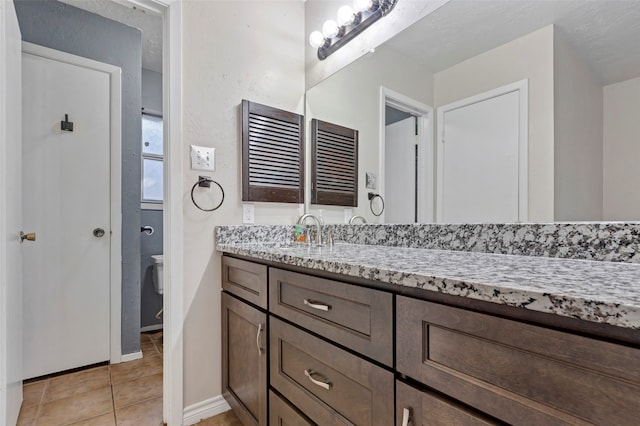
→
(242, 204, 255, 224)
(190, 145, 215, 171)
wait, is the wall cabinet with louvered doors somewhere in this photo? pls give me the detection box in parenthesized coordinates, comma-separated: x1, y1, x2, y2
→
(221, 257, 268, 426)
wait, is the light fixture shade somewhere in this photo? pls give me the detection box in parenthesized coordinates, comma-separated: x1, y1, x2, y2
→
(309, 31, 325, 48)
(322, 19, 339, 38)
(354, 0, 373, 13)
(337, 5, 355, 26)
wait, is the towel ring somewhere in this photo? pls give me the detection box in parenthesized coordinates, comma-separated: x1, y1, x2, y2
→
(191, 176, 225, 212)
(368, 192, 385, 217)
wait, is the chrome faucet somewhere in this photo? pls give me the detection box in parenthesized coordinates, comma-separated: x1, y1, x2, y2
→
(297, 214, 322, 245)
(348, 215, 367, 224)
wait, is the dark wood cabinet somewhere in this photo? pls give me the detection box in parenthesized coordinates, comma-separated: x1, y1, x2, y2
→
(221, 292, 267, 426)
(396, 380, 497, 426)
(222, 256, 268, 308)
(270, 317, 394, 426)
(396, 296, 640, 425)
(222, 254, 640, 426)
(269, 267, 393, 366)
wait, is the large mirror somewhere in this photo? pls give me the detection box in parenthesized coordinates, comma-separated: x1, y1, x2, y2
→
(305, 0, 640, 224)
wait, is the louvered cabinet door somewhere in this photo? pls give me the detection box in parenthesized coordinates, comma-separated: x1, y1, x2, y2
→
(242, 99, 305, 203)
(311, 119, 358, 206)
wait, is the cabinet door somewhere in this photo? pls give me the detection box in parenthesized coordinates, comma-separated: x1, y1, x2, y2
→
(222, 292, 267, 426)
(396, 381, 497, 426)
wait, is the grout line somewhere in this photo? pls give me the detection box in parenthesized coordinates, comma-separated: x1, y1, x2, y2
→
(109, 365, 119, 426)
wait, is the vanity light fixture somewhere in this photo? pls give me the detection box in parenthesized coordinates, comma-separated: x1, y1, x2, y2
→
(309, 0, 399, 60)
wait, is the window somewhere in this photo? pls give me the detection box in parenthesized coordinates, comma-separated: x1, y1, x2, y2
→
(141, 111, 163, 204)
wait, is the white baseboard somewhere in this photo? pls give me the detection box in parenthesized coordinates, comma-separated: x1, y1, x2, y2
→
(120, 351, 143, 363)
(183, 395, 231, 426)
(140, 324, 163, 332)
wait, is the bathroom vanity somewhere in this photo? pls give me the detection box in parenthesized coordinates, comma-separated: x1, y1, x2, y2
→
(217, 224, 640, 425)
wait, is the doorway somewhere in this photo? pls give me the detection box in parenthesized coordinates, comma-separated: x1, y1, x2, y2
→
(379, 87, 434, 223)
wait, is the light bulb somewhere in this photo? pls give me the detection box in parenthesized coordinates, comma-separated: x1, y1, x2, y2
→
(354, 0, 373, 12)
(322, 20, 339, 38)
(337, 5, 355, 26)
(309, 31, 325, 48)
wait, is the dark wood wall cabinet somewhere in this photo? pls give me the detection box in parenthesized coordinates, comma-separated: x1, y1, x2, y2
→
(241, 99, 305, 203)
(311, 119, 358, 207)
(221, 255, 640, 426)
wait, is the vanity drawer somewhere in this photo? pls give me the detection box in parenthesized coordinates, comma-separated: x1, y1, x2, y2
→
(270, 317, 394, 426)
(269, 390, 313, 426)
(222, 256, 268, 308)
(396, 380, 497, 426)
(269, 268, 393, 366)
(397, 296, 640, 425)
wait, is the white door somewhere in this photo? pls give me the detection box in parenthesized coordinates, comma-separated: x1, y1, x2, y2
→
(22, 46, 116, 379)
(437, 81, 528, 223)
(385, 116, 417, 223)
(0, 1, 24, 423)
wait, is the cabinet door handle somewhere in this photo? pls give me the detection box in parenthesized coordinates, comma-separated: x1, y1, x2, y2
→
(304, 369, 332, 390)
(303, 299, 331, 311)
(256, 323, 264, 355)
(401, 407, 412, 426)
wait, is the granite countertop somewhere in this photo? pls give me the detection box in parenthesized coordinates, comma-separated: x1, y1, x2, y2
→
(217, 241, 640, 330)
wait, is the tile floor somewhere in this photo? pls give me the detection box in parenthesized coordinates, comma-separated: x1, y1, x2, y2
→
(16, 332, 242, 426)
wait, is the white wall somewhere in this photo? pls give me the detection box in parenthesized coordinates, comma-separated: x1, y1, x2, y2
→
(434, 25, 555, 222)
(306, 43, 433, 223)
(305, 0, 450, 89)
(553, 28, 603, 221)
(603, 76, 640, 220)
(181, 0, 305, 406)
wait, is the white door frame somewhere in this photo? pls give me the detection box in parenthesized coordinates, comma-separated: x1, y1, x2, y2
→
(379, 87, 434, 223)
(125, 1, 184, 425)
(436, 79, 529, 222)
(22, 41, 124, 365)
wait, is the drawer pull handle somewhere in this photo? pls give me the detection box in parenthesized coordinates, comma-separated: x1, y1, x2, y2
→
(401, 407, 412, 426)
(256, 323, 264, 355)
(303, 299, 331, 311)
(304, 369, 332, 390)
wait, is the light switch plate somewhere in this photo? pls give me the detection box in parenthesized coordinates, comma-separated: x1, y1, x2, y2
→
(190, 145, 215, 171)
(242, 204, 255, 224)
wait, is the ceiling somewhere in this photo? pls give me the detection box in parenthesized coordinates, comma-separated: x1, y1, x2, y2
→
(58, 0, 162, 73)
(385, 0, 640, 85)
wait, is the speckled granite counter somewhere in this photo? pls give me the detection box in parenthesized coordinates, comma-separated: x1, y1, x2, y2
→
(216, 241, 640, 330)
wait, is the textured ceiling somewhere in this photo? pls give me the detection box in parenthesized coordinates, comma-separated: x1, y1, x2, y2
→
(59, 0, 162, 73)
(385, 0, 640, 85)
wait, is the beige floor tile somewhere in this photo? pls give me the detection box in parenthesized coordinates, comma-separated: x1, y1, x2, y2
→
(110, 356, 162, 386)
(195, 410, 243, 426)
(37, 386, 112, 426)
(68, 411, 116, 426)
(112, 373, 162, 408)
(44, 366, 110, 403)
(115, 397, 163, 426)
(23, 380, 48, 408)
(16, 404, 38, 426)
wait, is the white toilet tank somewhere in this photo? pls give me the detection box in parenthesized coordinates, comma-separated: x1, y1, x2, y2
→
(151, 255, 164, 295)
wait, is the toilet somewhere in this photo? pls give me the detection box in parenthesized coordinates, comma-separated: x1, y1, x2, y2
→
(151, 255, 164, 294)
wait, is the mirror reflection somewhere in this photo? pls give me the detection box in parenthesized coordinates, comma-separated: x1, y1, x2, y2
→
(305, 0, 640, 224)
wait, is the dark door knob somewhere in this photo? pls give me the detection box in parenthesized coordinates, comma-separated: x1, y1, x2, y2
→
(93, 228, 105, 238)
